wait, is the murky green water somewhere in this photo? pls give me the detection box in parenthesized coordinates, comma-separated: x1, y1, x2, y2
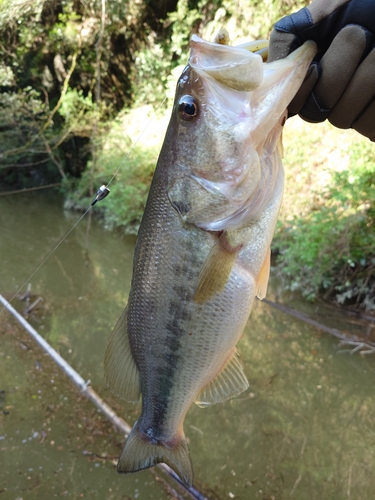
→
(0, 313, 171, 500)
(1, 191, 375, 499)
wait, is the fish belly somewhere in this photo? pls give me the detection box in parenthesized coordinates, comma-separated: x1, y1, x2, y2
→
(127, 180, 255, 437)
(117, 162, 259, 486)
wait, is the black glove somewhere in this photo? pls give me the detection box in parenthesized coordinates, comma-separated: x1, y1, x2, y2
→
(268, 0, 375, 141)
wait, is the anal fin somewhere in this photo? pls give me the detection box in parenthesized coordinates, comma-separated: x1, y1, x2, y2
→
(256, 247, 270, 300)
(195, 349, 249, 407)
(104, 306, 141, 403)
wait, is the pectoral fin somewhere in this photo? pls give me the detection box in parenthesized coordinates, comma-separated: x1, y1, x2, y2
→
(256, 247, 271, 300)
(195, 349, 249, 407)
(104, 306, 141, 403)
(194, 235, 240, 304)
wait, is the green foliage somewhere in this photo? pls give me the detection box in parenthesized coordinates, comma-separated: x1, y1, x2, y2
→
(65, 108, 160, 234)
(0, 84, 61, 187)
(274, 139, 375, 309)
(0, 0, 310, 188)
(0, 0, 46, 29)
(129, 0, 310, 107)
(2, 0, 374, 310)
(131, 0, 223, 107)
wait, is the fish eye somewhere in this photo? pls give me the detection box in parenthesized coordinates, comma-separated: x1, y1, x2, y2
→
(178, 95, 198, 121)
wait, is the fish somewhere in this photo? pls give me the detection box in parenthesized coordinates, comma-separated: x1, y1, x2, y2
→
(104, 32, 316, 488)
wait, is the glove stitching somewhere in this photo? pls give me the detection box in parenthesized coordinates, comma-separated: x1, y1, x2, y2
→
(301, 91, 330, 123)
(274, 8, 312, 34)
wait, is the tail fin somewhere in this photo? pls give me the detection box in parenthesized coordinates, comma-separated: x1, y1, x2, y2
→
(117, 420, 193, 488)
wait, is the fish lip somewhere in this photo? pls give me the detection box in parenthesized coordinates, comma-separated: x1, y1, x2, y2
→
(188, 34, 264, 91)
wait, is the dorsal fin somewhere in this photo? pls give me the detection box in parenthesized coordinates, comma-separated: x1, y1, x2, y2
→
(195, 349, 249, 407)
(104, 306, 141, 403)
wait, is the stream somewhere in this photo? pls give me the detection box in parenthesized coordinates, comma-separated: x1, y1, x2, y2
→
(1, 190, 375, 500)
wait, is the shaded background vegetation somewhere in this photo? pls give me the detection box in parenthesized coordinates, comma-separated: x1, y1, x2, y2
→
(0, 0, 374, 311)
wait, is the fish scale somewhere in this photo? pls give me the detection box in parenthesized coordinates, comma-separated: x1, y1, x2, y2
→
(104, 34, 317, 487)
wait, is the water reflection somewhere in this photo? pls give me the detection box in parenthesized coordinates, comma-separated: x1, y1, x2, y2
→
(1, 191, 375, 499)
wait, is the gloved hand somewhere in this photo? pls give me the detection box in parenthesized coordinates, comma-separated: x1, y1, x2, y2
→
(268, 0, 375, 141)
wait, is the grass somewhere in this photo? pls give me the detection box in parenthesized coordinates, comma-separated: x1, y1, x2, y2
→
(275, 117, 375, 310)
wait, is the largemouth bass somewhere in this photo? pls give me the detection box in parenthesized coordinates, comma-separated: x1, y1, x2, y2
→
(105, 33, 316, 487)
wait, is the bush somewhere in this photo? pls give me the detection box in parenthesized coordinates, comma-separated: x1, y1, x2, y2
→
(274, 137, 375, 310)
(65, 105, 164, 234)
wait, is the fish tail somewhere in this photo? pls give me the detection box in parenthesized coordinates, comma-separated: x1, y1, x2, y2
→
(117, 420, 193, 488)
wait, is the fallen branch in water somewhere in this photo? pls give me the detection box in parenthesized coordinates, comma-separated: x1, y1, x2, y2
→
(24, 296, 43, 315)
(0, 183, 61, 196)
(337, 340, 375, 356)
(262, 298, 375, 355)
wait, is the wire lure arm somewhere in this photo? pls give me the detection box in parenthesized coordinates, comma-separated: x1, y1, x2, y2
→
(91, 184, 110, 206)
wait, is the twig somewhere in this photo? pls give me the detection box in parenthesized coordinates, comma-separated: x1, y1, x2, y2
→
(263, 298, 375, 353)
(262, 299, 355, 342)
(0, 183, 61, 196)
(18, 283, 31, 301)
(24, 296, 43, 315)
(0, 48, 80, 159)
(0, 157, 50, 169)
(290, 474, 302, 496)
(41, 134, 67, 180)
(338, 340, 375, 355)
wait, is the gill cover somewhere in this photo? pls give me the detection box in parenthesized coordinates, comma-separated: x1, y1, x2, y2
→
(168, 36, 316, 231)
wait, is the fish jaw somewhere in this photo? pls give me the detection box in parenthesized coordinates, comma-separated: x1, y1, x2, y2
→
(167, 65, 263, 227)
(189, 33, 264, 91)
(167, 39, 316, 231)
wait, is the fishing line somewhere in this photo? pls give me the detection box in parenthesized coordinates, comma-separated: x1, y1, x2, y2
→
(0, 207, 90, 315)
(0, 95, 168, 316)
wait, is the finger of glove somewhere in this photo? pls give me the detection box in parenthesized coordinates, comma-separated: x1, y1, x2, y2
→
(268, 30, 300, 61)
(269, 0, 357, 63)
(329, 48, 375, 129)
(314, 25, 371, 108)
(299, 25, 372, 122)
(308, 0, 350, 24)
(268, 7, 312, 62)
(352, 101, 375, 141)
(309, 0, 375, 38)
